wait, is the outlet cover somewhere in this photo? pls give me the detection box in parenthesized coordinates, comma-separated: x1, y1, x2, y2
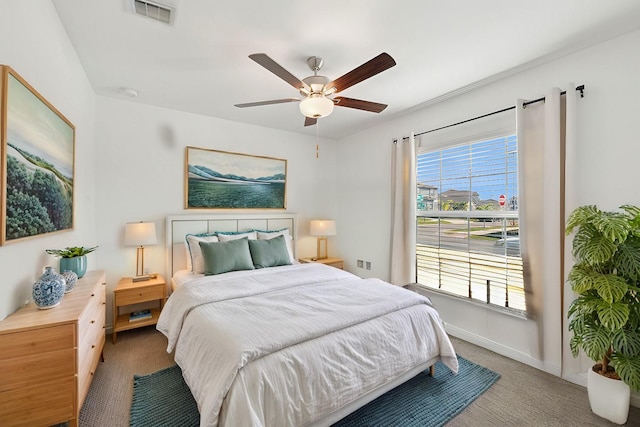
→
(357, 260, 364, 268)
(366, 261, 371, 270)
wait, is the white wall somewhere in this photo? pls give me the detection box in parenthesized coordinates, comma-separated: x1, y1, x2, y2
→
(336, 28, 640, 382)
(0, 0, 97, 320)
(94, 97, 338, 328)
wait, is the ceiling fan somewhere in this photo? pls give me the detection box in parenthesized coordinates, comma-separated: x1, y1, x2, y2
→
(234, 52, 396, 126)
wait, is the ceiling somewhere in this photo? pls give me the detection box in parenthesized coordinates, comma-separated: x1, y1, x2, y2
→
(51, 0, 640, 140)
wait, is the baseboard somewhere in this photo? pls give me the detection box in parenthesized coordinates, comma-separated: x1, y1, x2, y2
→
(447, 325, 640, 409)
(445, 323, 547, 372)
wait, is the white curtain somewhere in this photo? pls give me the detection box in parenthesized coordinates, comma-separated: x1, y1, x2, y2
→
(516, 85, 577, 375)
(561, 85, 585, 381)
(390, 133, 416, 286)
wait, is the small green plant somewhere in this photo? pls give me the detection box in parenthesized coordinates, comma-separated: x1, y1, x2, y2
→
(566, 205, 640, 391)
(46, 246, 98, 258)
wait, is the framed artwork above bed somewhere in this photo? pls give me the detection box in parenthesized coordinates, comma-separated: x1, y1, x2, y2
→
(185, 146, 287, 210)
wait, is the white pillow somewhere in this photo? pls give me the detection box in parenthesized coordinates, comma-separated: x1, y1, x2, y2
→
(217, 231, 257, 242)
(186, 234, 219, 274)
(256, 228, 290, 239)
(257, 230, 295, 264)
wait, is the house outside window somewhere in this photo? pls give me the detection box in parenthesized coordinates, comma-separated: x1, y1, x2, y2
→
(415, 135, 525, 312)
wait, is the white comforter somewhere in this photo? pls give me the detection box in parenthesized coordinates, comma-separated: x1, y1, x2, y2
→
(157, 263, 458, 427)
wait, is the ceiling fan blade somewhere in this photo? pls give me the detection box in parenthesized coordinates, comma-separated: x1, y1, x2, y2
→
(304, 117, 317, 127)
(333, 96, 388, 113)
(249, 53, 310, 92)
(325, 53, 396, 94)
(234, 98, 299, 108)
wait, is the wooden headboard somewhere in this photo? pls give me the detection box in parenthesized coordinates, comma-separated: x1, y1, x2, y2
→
(165, 213, 297, 280)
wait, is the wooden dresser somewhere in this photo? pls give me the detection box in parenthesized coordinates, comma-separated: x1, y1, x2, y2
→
(0, 270, 106, 427)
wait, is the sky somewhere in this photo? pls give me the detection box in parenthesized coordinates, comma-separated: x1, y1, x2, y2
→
(7, 71, 74, 179)
(416, 135, 517, 202)
(187, 146, 286, 179)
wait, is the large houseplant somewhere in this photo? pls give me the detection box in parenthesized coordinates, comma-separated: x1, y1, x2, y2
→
(566, 205, 640, 423)
(46, 246, 98, 279)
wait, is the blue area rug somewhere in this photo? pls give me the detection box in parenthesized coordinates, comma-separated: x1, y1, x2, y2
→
(130, 356, 499, 427)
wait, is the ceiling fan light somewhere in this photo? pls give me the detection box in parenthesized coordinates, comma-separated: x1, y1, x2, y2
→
(299, 95, 334, 118)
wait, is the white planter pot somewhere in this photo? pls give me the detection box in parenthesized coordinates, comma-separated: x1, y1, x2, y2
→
(587, 367, 630, 425)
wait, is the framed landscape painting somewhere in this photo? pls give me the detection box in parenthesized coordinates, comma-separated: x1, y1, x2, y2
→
(185, 146, 287, 209)
(0, 66, 75, 245)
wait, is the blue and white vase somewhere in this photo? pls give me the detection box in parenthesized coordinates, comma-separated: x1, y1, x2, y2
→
(33, 266, 66, 309)
(61, 270, 78, 293)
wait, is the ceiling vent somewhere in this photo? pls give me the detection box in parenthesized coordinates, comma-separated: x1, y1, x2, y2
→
(131, 0, 174, 25)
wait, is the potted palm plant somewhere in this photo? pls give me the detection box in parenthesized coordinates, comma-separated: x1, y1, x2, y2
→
(566, 205, 640, 424)
(46, 246, 98, 279)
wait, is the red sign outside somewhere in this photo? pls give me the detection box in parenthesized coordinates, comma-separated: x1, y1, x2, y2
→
(499, 194, 506, 206)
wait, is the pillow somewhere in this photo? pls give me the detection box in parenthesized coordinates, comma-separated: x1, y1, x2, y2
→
(248, 235, 292, 269)
(257, 231, 295, 264)
(217, 231, 257, 242)
(199, 238, 254, 276)
(255, 228, 290, 238)
(185, 233, 219, 273)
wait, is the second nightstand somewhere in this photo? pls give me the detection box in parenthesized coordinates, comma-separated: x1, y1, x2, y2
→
(299, 257, 344, 269)
(112, 274, 166, 344)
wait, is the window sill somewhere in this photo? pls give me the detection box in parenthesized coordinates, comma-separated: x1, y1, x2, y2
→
(407, 283, 528, 320)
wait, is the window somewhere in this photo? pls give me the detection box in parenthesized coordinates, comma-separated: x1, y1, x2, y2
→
(415, 135, 525, 312)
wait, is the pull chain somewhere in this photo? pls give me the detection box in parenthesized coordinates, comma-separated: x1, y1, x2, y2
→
(315, 121, 319, 159)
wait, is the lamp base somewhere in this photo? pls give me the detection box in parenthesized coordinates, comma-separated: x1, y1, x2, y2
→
(316, 237, 328, 260)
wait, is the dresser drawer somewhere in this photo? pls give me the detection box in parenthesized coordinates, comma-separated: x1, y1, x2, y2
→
(0, 323, 75, 360)
(78, 332, 104, 407)
(77, 281, 105, 407)
(0, 324, 75, 393)
(116, 283, 164, 306)
(78, 305, 105, 368)
(0, 347, 75, 393)
(78, 283, 106, 343)
(0, 375, 75, 427)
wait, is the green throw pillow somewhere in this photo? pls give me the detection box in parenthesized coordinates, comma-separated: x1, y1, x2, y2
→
(199, 238, 254, 275)
(248, 234, 292, 269)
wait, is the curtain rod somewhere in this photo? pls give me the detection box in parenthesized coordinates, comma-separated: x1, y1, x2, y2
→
(396, 85, 585, 141)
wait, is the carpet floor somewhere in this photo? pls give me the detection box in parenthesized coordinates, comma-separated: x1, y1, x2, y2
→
(130, 356, 499, 427)
(79, 327, 640, 426)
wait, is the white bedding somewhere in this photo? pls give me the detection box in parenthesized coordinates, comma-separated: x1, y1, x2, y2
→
(157, 263, 458, 427)
(171, 269, 203, 289)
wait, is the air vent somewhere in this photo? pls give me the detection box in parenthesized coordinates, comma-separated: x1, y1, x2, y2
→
(132, 0, 174, 25)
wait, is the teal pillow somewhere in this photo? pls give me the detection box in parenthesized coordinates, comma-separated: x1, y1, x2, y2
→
(199, 238, 254, 275)
(248, 234, 292, 269)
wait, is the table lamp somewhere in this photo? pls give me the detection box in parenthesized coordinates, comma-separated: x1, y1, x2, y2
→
(310, 219, 336, 260)
(124, 221, 157, 281)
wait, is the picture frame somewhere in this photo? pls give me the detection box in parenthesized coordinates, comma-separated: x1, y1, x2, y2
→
(0, 66, 75, 245)
(185, 146, 287, 209)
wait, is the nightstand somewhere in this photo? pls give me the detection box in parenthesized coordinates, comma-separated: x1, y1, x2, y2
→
(112, 274, 166, 344)
(299, 257, 344, 269)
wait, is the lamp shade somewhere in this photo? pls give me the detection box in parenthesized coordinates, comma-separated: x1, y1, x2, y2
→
(124, 222, 157, 247)
(310, 220, 336, 237)
(299, 94, 334, 118)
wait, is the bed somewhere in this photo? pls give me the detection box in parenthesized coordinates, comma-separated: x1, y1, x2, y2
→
(158, 214, 458, 427)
